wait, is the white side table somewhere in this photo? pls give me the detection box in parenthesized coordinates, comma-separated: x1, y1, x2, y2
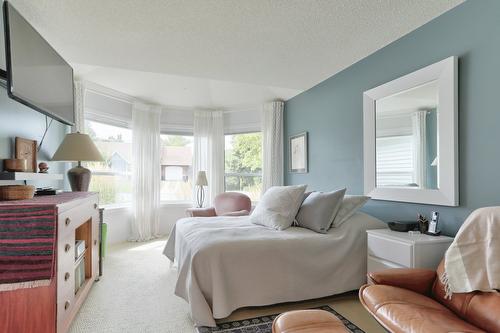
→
(366, 229, 453, 273)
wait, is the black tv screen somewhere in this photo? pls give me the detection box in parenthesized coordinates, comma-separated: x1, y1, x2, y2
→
(3, 2, 74, 125)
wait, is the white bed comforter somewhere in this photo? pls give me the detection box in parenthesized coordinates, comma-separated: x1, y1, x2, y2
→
(163, 212, 385, 327)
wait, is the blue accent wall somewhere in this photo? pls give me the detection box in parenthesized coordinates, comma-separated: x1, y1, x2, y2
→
(0, 86, 68, 188)
(284, 0, 500, 236)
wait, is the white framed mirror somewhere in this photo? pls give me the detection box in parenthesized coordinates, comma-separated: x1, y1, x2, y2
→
(363, 56, 458, 206)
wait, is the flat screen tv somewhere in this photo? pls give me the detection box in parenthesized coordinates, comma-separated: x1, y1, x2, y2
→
(3, 1, 74, 125)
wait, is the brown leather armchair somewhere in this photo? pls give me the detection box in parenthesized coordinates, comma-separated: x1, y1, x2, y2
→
(359, 260, 500, 333)
(186, 192, 252, 217)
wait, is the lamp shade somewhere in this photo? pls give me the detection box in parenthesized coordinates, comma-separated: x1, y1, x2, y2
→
(195, 171, 208, 186)
(52, 133, 103, 162)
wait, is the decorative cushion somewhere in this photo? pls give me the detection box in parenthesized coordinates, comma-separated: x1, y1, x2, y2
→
(295, 188, 346, 233)
(250, 185, 307, 230)
(332, 195, 370, 227)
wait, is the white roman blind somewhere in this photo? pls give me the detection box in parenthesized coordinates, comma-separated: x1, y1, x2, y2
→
(376, 135, 414, 187)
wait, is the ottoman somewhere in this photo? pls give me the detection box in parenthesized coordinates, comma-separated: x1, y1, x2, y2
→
(272, 309, 349, 333)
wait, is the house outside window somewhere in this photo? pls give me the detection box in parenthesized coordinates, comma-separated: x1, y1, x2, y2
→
(160, 134, 193, 202)
(224, 132, 262, 201)
(85, 120, 132, 206)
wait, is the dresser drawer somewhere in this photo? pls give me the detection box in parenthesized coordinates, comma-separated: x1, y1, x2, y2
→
(368, 234, 413, 267)
(57, 232, 76, 332)
(57, 284, 75, 331)
(58, 197, 98, 238)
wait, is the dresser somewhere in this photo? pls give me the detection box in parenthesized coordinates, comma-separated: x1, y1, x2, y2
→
(367, 229, 453, 273)
(0, 192, 100, 333)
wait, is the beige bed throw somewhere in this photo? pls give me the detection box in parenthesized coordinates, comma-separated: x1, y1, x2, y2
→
(440, 206, 500, 298)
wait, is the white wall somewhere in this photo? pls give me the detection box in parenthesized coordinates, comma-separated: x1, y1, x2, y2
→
(104, 204, 190, 245)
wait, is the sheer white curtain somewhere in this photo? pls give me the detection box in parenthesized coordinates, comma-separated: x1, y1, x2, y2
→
(130, 103, 161, 241)
(262, 101, 284, 192)
(412, 110, 428, 189)
(193, 110, 224, 207)
(73, 81, 86, 133)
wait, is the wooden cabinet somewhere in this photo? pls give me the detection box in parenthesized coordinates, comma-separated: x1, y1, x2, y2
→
(0, 193, 100, 333)
(56, 194, 99, 333)
(367, 229, 453, 273)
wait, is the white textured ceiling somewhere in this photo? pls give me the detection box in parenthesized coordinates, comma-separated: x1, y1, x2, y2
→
(9, 0, 463, 109)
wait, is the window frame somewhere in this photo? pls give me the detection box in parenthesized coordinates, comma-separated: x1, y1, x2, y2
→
(84, 118, 264, 207)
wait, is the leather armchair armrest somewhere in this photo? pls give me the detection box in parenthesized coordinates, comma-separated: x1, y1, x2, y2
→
(368, 268, 436, 295)
(185, 207, 217, 217)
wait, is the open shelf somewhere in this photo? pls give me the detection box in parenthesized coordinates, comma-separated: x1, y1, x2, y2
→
(74, 220, 92, 294)
(0, 171, 63, 181)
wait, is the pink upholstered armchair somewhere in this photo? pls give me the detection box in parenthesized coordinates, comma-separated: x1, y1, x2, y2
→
(186, 192, 252, 217)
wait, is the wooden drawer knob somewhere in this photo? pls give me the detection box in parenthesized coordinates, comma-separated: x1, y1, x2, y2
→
(64, 301, 70, 310)
(65, 218, 71, 226)
(64, 244, 71, 252)
(64, 272, 70, 281)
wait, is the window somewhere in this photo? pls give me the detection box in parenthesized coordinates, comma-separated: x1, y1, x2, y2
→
(224, 132, 262, 201)
(160, 134, 193, 202)
(376, 135, 414, 187)
(85, 120, 132, 206)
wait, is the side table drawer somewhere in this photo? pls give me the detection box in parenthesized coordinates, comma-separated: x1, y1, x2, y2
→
(368, 234, 413, 267)
(367, 256, 405, 273)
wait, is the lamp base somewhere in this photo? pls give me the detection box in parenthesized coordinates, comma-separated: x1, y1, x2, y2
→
(67, 165, 91, 192)
(196, 186, 205, 208)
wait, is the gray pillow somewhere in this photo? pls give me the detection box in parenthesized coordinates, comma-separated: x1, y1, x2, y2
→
(295, 188, 346, 233)
(332, 195, 370, 227)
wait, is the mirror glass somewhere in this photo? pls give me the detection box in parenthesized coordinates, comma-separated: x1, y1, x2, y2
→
(375, 80, 438, 189)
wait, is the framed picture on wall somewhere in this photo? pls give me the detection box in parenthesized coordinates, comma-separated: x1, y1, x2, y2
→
(289, 132, 308, 173)
(14, 137, 37, 172)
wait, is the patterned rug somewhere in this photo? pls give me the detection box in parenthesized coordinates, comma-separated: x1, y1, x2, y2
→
(197, 305, 365, 333)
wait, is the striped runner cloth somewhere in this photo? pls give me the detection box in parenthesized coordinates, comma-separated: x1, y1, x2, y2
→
(0, 204, 57, 291)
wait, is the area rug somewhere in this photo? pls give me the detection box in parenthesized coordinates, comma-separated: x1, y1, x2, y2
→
(197, 305, 365, 333)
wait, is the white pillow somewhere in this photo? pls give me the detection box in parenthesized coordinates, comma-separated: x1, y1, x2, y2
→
(250, 185, 307, 230)
(332, 195, 370, 227)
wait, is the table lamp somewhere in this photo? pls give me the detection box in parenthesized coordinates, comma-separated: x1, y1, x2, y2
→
(52, 132, 103, 191)
(195, 171, 208, 208)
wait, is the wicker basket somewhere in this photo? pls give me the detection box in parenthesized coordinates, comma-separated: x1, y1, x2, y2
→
(0, 185, 36, 200)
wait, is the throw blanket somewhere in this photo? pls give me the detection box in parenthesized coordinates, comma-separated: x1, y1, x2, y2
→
(164, 212, 385, 326)
(0, 205, 57, 291)
(440, 206, 500, 298)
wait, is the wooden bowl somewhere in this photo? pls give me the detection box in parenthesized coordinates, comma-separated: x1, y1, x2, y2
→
(3, 158, 28, 172)
(0, 185, 36, 200)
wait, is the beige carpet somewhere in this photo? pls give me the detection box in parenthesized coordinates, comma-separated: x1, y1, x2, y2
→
(70, 239, 384, 333)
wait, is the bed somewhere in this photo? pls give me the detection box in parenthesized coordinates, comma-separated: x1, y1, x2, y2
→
(163, 212, 386, 327)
